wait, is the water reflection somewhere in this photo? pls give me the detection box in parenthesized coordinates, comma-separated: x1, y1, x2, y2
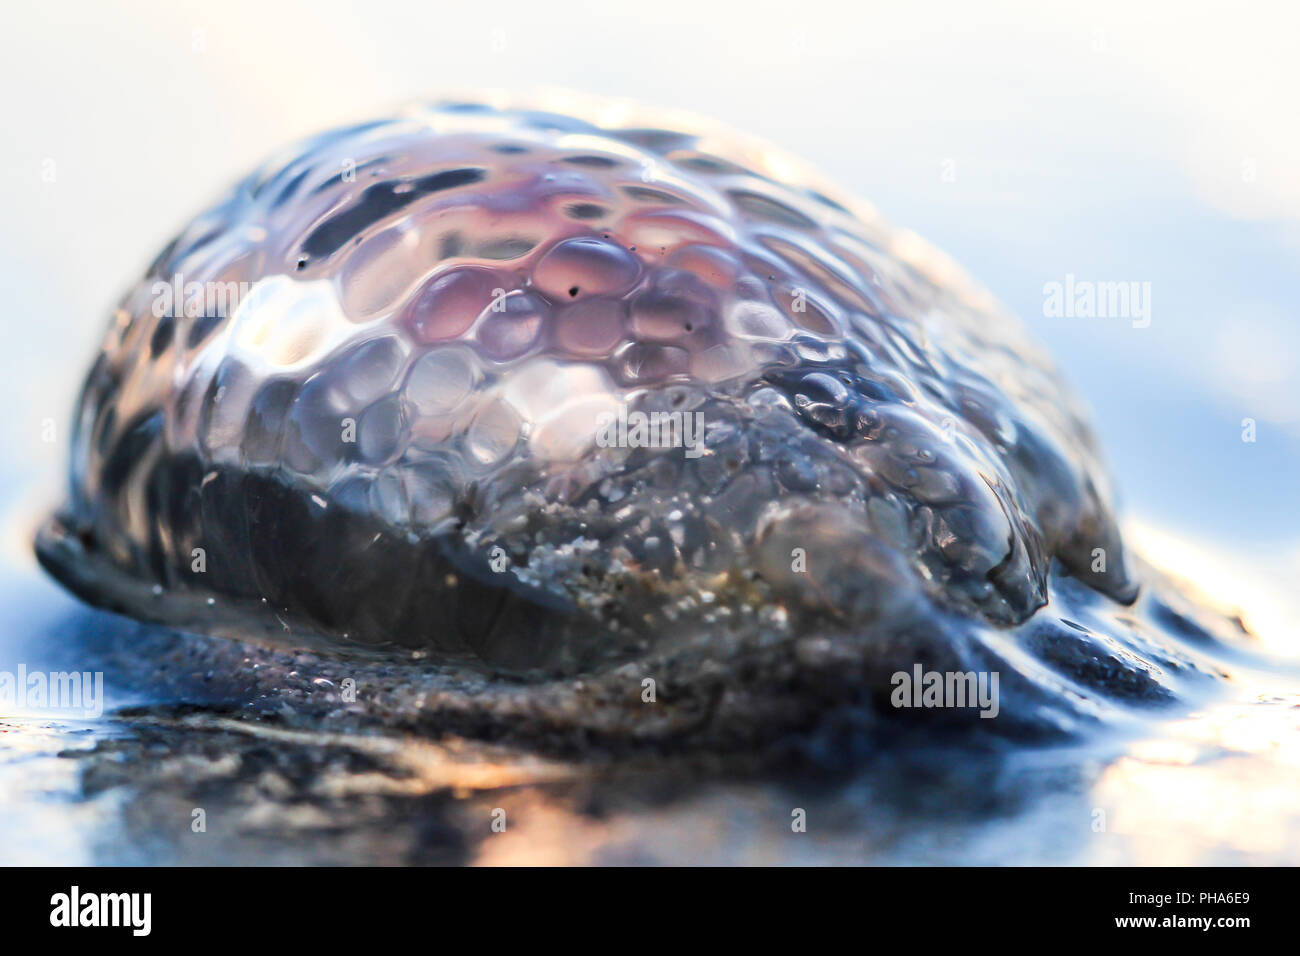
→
(1, 550, 1297, 865)
(1093, 694, 1300, 865)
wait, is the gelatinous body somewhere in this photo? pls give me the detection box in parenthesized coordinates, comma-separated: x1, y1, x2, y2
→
(37, 95, 1237, 741)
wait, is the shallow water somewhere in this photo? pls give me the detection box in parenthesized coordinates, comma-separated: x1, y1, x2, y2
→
(3, 530, 1299, 865)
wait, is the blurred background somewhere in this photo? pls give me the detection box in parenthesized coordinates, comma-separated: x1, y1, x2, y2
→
(2, 0, 1297, 640)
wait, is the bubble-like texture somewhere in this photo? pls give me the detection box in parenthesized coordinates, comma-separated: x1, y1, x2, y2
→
(40, 95, 1165, 720)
